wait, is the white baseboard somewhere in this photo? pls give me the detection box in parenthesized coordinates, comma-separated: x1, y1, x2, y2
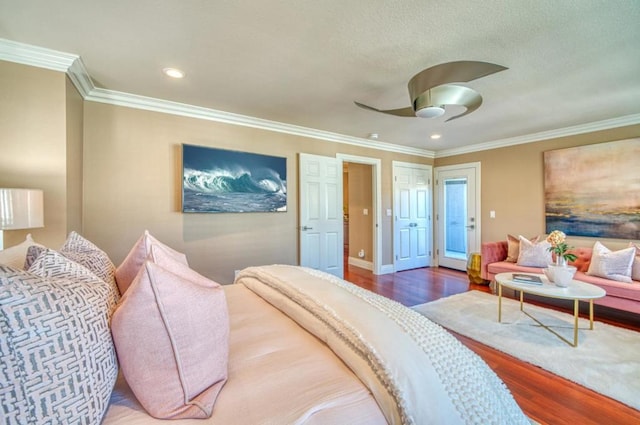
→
(378, 264, 395, 275)
(348, 257, 373, 271)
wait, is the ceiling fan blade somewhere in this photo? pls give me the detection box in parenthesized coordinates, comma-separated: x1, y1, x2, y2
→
(353, 101, 416, 117)
(408, 61, 507, 104)
(414, 85, 483, 122)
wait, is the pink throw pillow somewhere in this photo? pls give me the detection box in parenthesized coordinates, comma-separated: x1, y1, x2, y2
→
(115, 230, 188, 294)
(111, 259, 228, 419)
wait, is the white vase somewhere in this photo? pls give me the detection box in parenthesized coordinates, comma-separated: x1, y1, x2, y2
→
(546, 264, 576, 287)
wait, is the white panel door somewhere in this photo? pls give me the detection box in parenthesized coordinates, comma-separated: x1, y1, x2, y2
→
(435, 163, 481, 271)
(393, 163, 431, 271)
(299, 153, 343, 278)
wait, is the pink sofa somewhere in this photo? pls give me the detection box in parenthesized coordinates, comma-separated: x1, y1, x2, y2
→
(481, 240, 640, 315)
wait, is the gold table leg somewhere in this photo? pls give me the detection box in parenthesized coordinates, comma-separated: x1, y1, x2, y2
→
(573, 299, 579, 347)
(589, 299, 595, 330)
(498, 282, 502, 322)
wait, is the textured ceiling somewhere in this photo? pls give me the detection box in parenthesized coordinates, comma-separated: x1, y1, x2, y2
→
(1, 0, 639, 153)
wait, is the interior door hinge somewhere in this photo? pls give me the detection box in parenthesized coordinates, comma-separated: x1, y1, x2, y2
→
(436, 249, 439, 255)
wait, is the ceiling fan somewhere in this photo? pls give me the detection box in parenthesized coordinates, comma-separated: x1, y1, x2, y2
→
(355, 61, 507, 122)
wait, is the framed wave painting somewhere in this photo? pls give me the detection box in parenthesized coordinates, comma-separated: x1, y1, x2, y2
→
(544, 138, 640, 239)
(182, 144, 287, 213)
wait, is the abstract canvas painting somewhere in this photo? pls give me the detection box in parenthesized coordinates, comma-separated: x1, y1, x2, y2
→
(544, 138, 640, 239)
(182, 144, 287, 213)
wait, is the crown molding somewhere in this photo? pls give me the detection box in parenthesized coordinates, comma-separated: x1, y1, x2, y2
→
(85, 87, 435, 157)
(435, 113, 640, 158)
(0, 38, 78, 72)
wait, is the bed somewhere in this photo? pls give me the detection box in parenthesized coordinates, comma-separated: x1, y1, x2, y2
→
(1, 232, 530, 424)
(104, 265, 529, 425)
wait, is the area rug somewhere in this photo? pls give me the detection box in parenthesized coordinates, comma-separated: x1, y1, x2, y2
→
(413, 291, 640, 411)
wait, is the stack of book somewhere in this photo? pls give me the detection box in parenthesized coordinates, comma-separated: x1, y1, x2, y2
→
(511, 273, 543, 285)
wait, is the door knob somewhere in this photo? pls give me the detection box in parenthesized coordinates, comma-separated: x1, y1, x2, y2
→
(466, 224, 475, 230)
(301, 226, 313, 231)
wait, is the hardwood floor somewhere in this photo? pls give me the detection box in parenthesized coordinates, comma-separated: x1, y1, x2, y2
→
(344, 264, 640, 425)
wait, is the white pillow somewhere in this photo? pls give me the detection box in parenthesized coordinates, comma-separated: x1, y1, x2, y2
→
(0, 234, 44, 269)
(516, 235, 552, 267)
(587, 241, 635, 283)
(627, 242, 640, 282)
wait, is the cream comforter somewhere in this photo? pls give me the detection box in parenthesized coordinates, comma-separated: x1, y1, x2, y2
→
(236, 265, 529, 425)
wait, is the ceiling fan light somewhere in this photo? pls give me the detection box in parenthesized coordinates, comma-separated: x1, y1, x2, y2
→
(415, 105, 445, 118)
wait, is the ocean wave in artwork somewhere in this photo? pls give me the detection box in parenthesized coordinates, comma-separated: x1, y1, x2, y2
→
(184, 167, 286, 195)
(183, 167, 287, 213)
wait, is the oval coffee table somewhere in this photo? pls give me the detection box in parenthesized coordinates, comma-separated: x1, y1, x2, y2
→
(494, 272, 606, 347)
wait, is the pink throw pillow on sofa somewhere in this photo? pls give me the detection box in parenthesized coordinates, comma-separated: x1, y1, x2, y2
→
(111, 259, 229, 419)
(115, 230, 188, 294)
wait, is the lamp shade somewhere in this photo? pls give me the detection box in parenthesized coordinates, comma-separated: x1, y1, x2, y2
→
(0, 188, 44, 230)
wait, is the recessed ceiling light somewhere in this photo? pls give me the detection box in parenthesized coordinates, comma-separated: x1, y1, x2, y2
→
(368, 133, 379, 140)
(163, 68, 185, 79)
(430, 134, 441, 140)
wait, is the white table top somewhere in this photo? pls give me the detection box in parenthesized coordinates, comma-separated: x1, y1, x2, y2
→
(495, 272, 606, 300)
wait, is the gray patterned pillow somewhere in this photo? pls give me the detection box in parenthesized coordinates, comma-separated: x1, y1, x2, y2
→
(0, 255, 118, 424)
(60, 231, 120, 306)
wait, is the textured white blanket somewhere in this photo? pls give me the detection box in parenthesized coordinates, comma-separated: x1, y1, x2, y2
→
(236, 265, 530, 425)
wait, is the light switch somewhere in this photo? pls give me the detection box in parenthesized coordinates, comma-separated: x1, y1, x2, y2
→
(386, 209, 392, 217)
(363, 208, 368, 215)
(490, 210, 496, 218)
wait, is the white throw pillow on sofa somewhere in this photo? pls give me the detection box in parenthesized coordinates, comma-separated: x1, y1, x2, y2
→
(587, 241, 635, 283)
(516, 235, 552, 267)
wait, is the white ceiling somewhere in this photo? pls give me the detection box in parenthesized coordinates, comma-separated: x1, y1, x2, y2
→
(1, 1, 639, 155)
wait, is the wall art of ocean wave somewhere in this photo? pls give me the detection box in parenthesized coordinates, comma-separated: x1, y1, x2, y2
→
(183, 167, 287, 213)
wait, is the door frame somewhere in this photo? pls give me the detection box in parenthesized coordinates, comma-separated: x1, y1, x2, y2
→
(434, 162, 481, 268)
(336, 153, 382, 275)
(392, 161, 433, 272)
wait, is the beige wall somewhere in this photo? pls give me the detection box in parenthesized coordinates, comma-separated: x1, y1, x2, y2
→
(0, 61, 72, 248)
(347, 163, 373, 262)
(66, 76, 84, 233)
(82, 102, 430, 283)
(435, 125, 640, 250)
(5, 59, 638, 280)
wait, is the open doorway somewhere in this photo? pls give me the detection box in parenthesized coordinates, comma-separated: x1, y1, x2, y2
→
(343, 162, 374, 270)
(337, 154, 382, 274)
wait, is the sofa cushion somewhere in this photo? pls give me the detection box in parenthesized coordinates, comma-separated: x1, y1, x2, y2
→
(517, 236, 552, 267)
(0, 233, 44, 269)
(587, 241, 635, 283)
(487, 261, 545, 278)
(506, 234, 539, 262)
(115, 230, 188, 295)
(0, 259, 117, 424)
(111, 258, 228, 419)
(567, 247, 592, 272)
(574, 271, 640, 301)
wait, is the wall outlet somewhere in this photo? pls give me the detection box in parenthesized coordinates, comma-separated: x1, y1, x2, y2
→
(358, 249, 365, 258)
(363, 208, 368, 215)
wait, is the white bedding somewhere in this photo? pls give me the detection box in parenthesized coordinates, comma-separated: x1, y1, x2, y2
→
(235, 265, 530, 425)
(103, 282, 387, 425)
(104, 264, 529, 425)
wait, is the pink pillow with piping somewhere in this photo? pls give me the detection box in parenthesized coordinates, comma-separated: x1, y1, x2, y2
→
(111, 258, 228, 419)
(115, 230, 188, 294)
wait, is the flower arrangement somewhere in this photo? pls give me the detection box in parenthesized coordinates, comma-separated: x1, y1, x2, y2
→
(546, 230, 577, 264)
